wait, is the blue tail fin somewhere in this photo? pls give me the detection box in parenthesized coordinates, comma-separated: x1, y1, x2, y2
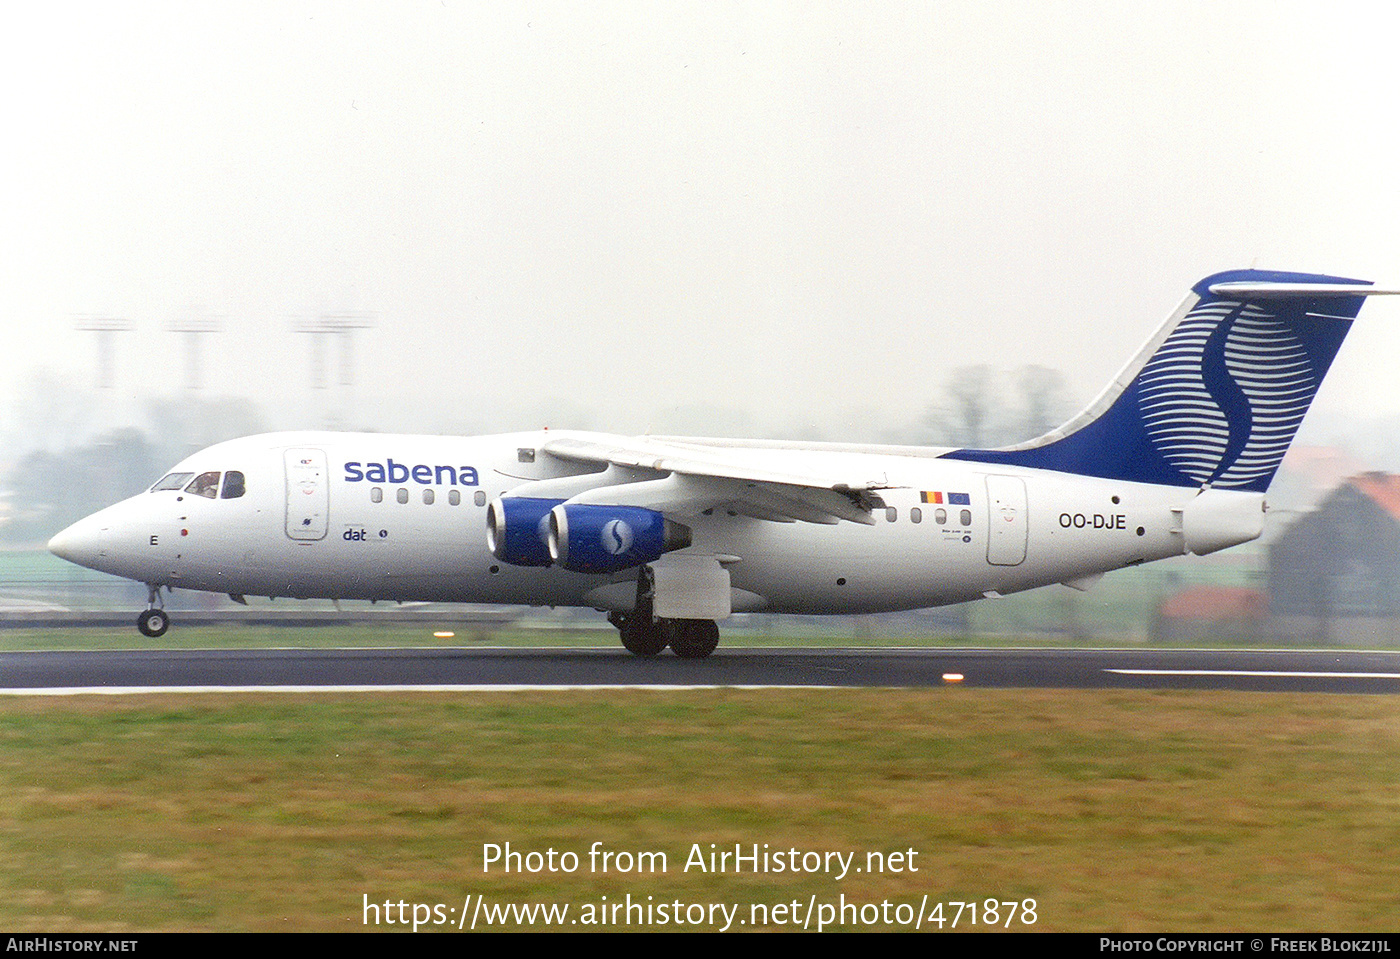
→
(943, 270, 1379, 492)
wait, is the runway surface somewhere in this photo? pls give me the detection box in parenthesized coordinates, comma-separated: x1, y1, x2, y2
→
(4, 646, 1400, 694)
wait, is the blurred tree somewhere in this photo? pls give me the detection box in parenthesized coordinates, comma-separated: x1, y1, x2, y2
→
(10, 371, 95, 453)
(946, 365, 998, 448)
(1015, 364, 1071, 439)
(3, 428, 158, 543)
(916, 364, 1074, 448)
(144, 395, 267, 466)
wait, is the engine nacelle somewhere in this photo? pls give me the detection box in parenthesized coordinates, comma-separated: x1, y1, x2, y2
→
(486, 497, 564, 567)
(547, 504, 692, 574)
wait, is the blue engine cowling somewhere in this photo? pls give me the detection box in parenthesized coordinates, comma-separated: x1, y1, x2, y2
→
(486, 497, 564, 567)
(547, 504, 692, 574)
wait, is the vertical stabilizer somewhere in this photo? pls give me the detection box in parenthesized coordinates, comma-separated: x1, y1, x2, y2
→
(943, 270, 1378, 492)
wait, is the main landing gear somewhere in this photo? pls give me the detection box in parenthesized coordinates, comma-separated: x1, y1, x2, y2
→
(609, 612, 719, 659)
(663, 619, 720, 659)
(137, 585, 170, 638)
(608, 568, 721, 659)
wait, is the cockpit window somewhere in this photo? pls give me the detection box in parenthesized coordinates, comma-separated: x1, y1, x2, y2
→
(221, 471, 246, 499)
(151, 472, 194, 492)
(185, 471, 221, 499)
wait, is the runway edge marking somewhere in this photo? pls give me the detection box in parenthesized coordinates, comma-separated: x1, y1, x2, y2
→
(0, 684, 847, 696)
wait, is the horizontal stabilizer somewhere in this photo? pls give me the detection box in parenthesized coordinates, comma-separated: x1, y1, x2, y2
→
(1207, 281, 1400, 298)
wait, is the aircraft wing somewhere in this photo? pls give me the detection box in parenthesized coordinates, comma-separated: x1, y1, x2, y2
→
(537, 433, 892, 525)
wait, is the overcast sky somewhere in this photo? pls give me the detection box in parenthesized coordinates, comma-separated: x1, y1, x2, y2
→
(6, 1, 1400, 452)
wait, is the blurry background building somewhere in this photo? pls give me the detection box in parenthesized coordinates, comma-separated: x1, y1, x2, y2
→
(1269, 472, 1400, 645)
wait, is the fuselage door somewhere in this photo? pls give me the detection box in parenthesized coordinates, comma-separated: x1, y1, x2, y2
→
(285, 448, 329, 541)
(985, 474, 1027, 566)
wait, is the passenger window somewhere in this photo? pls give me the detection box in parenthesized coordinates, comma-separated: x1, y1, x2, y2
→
(935, 508, 947, 525)
(448, 490, 461, 506)
(885, 508, 898, 523)
(423, 489, 435, 505)
(960, 508, 972, 526)
(370, 487, 383, 504)
(396, 488, 409, 504)
(911, 507, 922, 524)
(185, 471, 220, 499)
(474, 490, 487, 507)
(220, 471, 246, 499)
(151, 472, 194, 492)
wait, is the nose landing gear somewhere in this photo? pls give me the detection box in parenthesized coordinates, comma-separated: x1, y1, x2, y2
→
(137, 585, 170, 638)
(137, 608, 170, 638)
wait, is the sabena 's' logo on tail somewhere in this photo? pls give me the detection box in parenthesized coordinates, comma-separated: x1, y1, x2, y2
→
(1138, 300, 1316, 490)
(942, 270, 1377, 492)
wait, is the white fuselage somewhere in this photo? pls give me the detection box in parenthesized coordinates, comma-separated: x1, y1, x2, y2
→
(49, 430, 1258, 616)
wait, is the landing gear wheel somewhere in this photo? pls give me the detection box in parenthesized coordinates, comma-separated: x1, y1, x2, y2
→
(137, 608, 170, 638)
(664, 619, 720, 659)
(618, 615, 666, 656)
(615, 567, 666, 657)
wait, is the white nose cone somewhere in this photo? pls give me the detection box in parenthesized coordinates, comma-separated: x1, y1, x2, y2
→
(48, 515, 106, 571)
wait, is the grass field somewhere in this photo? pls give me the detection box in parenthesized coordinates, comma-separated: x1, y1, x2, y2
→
(2, 687, 1398, 932)
(4, 546, 1395, 932)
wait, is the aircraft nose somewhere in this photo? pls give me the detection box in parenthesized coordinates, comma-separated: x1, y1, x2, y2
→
(48, 515, 107, 570)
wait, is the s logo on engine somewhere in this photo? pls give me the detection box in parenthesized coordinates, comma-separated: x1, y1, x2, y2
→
(602, 519, 634, 556)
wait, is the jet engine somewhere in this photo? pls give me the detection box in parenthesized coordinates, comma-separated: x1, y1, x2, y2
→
(486, 497, 564, 567)
(546, 504, 691, 574)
